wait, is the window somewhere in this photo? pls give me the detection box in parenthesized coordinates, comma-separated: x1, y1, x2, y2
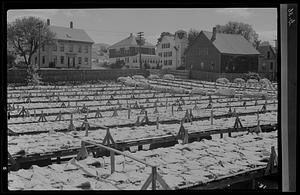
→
(42, 56, 45, 64)
(84, 57, 88, 65)
(84, 46, 88, 53)
(35, 57, 37, 64)
(69, 44, 73, 52)
(211, 63, 214, 70)
(60, 44, 64, 52)
(60, 56, 64, 64)
(164, 60, 167, 65)
(200, 62, 204, 69)
(78, 45, 82, 53)
(267, 51, 270, 59)
(78, 57, 82, 64)
(169, 51, 172, 56)
(168, 60, 172, 65)
(53, 44, 57, 51)
(270, 62, 273, 70)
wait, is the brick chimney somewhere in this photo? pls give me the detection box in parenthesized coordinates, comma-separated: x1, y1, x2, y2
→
(47, 19, 50, 26)
(211, 27, 216, 42)
(70, 21, 73, 29)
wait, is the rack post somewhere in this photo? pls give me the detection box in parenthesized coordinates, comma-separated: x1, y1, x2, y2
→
(76, 141, 88, 160)
(177, 104, 183, 111)
(95, 108, 102, 118)
(68, 114, 75, 131)
(55, 111, 63, 121)
(110, 151, 115, 174)
(265, 146, 278, 175)
(112, 107, 118, 117)
(128, 107, 131, 119)
(210, 109, 214, 125)
(38, 111, 47, 122)
(152, 167, 157, 190)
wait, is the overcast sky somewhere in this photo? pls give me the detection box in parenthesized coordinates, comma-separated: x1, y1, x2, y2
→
(7, 8, 277, 46)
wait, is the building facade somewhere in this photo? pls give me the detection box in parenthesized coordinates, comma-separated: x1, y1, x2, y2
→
(108, 33, 159, 69)
(185, 28, 260, 73)
(31, 20, 94, 69)
(156, 30, 188, 69)
(257, 44, 277, 73)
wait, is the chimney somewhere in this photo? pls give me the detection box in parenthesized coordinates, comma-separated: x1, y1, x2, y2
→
(47, 19, 50, 26)
(211, 27, 216, 42)
(70, 21, 73, 29)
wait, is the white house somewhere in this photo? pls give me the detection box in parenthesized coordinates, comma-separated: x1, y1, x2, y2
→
(108, 33, 160, 69)
(156, 30, 188, 69)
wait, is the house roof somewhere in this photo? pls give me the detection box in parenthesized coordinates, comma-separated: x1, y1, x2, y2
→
(109, 34, 155, 49)
(49, 25, 94, 43)
(162, 35, 175, 43)
(257, 45, 276, 57)
(200, 31, 260, 55)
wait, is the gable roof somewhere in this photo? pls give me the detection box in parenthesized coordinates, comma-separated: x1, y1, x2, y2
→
(257, 45, 276, 57)
(109, 34, 155, 49)
(49, 26, 94, 43)
(202, 31, 260, 55)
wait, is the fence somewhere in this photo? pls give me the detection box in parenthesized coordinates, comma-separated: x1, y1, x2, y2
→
(190, 71, 277, 82)
(7, 69, 277, 84)
(7, 69, 149, 83)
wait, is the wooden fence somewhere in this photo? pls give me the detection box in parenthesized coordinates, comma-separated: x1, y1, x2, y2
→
(7, 69, 149, 83)
(7, 69, 277, 84)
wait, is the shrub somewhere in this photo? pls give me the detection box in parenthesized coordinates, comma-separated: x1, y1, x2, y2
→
(111, 60, 125, 69)
(244, 72, 261, 81)
(176, 66, 185, 70)
(26, 64, 43, 86)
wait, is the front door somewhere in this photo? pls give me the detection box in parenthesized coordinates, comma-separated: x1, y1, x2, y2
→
(68, 57, 75, 68)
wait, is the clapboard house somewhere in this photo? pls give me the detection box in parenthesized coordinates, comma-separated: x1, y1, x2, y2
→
(257, 43, 277, 73)
(31, 19, 94, 69)
(185, 27, 260, 73)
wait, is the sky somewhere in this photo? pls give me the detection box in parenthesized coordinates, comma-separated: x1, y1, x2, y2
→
(7, 8, 277, 47)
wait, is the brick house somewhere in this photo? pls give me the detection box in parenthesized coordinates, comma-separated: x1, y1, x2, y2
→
(185, 27, 260, 73)
(31, 19, 94, 69)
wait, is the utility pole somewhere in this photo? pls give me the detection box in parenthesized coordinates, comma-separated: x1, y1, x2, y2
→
(137, 32, 144, 69)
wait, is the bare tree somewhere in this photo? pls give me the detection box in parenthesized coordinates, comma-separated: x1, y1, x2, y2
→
(157, 32, 173, 45)
(7, 16, 55, 67)
(216, 21, 261, 48)
(187, 29, 201, 47)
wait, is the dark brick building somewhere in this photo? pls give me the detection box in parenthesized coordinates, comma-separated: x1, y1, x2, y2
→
(185, 28, 260, 73)
(257, 44, 277, 73)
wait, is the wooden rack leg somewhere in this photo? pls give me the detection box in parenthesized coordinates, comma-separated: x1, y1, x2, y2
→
(110, 151, 115, 174)
(152, 167, 157, 190)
